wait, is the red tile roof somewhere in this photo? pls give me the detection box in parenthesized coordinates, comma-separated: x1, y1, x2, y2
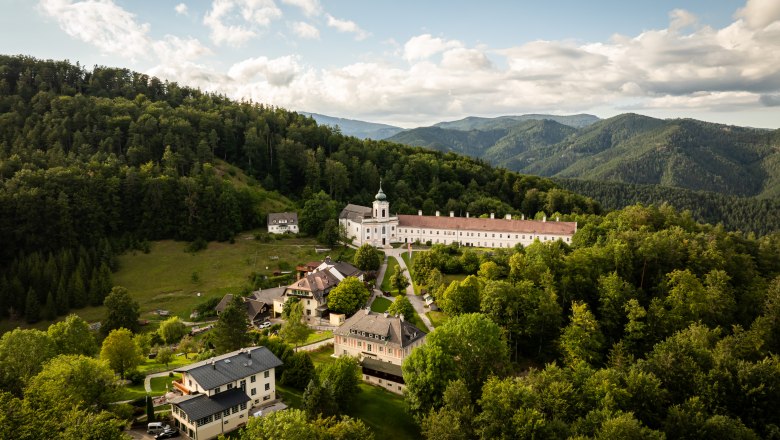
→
(397, 215, 576, 235)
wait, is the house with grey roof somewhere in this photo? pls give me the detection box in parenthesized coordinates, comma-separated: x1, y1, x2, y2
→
(214, 288, 285, 327)
(169, 347, 283, 440)
(333, 309, 426, 394)
(267, 212, 299, 234)
(272, 257, 365, 322)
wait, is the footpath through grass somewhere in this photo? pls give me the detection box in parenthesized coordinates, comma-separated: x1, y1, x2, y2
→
(278, 346, 420, 440)
(379, 256, 400, 292)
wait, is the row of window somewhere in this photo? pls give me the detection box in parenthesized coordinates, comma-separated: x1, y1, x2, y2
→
(349, 329, 387, 341)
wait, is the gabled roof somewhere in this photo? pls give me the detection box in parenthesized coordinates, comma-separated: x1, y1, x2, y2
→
(335, 310, 426, 349)
(397, 214, 576, 235)
(173, 388, 250, 420)
(267, 212, 298, 225)
(215, 295, 269, 322)
(251, 287, 285, 305)
(175, 347, 282, 391)
(286, 270, 340, 303)
(339, 204, 372, 222)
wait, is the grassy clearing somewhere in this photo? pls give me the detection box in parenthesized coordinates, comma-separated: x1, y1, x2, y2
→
(111, 236, 326, 322)
(426, 310, 449, 328)
(379, 256, 400, 292)
(408, 309, 429, 332)
(308, 345, 336, 367)
(443, 273, 468, 284)
(370, 297, 392, 313)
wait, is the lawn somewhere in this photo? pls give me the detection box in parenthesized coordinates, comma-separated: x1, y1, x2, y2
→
(303, 330, 333, 345)
(426, 310, 449, 328)
(400, 252, 421, 295)
(379, 256, 400, 292)
(150, 374, 181, 394)
(278, 346, 420, 440)
(370, 297, 392, 313)
(138, 353, 197, 375)
(408, 309, 429, 333)
(442, 273, 468, 284)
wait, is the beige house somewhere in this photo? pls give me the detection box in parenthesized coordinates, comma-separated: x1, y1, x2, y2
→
(169, 347, 282, 440)
(334, 310, 426, 394)
(273, 257, 364, 321)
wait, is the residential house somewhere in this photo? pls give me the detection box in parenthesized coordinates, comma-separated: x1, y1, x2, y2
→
(273, 257, 364, 321)
(333, 310, 426, 394)
(267, 212, 299, 234)
(215, 288, 285, 327)
(169, 347, 282, 440)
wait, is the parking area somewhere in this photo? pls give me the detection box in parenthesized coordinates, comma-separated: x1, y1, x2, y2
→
(125, 427, 156, 440)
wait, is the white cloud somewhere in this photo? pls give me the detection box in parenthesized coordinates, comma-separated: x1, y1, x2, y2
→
(290, 21, 319, 39)
(403, 34, 462, 62)
(736, 0, 780, 29)
(228, 55, 301, 86)
(38, 0, 151, 59)
(326, 14, 369, 40)
(281, 0, 321, 17)
(204, 0, 282, 46)
(175, 3, 188, 16)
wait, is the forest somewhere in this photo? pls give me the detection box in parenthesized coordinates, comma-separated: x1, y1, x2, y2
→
(0, 54, 597, 322)
(403, 204, 780, 439)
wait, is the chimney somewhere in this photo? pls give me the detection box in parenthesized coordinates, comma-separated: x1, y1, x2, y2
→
(418, 210, 422, 216)
(435, 211, 440, 217)
(247, 349, 251, 358)
(490, 213, 495, 219)
(466, 212, 470, 218)
(521, 214, 525, 220)
(449, 211, 454, 217)
(400, 314, 405, 322)
(383, 312, 389, 318)
(543, 215, 547, 222)
(211, 360, 216, 370)
(505, 214, 512, 220)
(365, 308, 370, 315)
(556, 216, 560, 222)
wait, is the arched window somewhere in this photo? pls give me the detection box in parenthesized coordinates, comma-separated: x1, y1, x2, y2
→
(382, 209, 386, 217)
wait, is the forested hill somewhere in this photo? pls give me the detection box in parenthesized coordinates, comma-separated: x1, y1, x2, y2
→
(0, 55, 598, 323)
(389, 112, 780, 199)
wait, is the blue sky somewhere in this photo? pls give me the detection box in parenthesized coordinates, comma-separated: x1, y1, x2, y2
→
(1, 0, 779, 128)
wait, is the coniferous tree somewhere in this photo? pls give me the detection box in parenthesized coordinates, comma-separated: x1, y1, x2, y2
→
(24, 287, 40, 323)
(212, 296, 249, 354)
(42, 291, 56, 321)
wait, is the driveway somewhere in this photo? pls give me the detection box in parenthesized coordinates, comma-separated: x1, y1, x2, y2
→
(383, 248, 434, 330)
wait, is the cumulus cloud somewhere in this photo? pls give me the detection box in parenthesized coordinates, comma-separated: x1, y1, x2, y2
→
(175, 3, 188, 15)
(281, 0, 321, 17)
(736, 0, 780, 29)
(403, 34, 462, 62)
(204, 0, 282, 46)
(38, 0, 152, 59)
(290, 21, 319, 39)
(228, 55, 301, 86)
(326, 14, 369, 40)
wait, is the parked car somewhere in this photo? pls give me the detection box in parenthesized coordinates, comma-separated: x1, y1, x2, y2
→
(258, 321, 272, 329)
(155, 427, 180, 439)
(147, 422, 166, 435)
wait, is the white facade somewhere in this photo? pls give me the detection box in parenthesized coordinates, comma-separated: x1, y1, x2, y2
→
(171, 347, 281, 440)
(267, 212, 299, 234)
(339, 188, 577, 249)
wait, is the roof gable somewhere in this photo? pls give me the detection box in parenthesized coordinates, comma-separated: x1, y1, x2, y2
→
(175, 347, 282, 391)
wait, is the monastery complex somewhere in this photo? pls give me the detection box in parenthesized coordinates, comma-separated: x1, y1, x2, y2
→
(339, 184, 577, 249)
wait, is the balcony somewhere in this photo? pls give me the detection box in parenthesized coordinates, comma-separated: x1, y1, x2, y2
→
(172, 379, 191, 395)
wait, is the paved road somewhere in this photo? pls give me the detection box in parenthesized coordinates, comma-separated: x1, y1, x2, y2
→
(384, 248, 434, 331)
(144, 370, 174, 393)
(294, 337, 334, 352)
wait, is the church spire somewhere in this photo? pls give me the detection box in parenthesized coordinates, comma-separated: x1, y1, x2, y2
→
(375, 179, 387, 201)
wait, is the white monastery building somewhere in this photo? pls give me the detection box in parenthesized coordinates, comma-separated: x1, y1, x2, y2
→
(340, 183, 577, 248)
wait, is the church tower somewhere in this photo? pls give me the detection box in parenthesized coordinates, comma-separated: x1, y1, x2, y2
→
(373, 180, 389, 220)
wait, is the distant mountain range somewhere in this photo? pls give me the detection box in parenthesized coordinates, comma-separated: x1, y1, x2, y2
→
(387, 113, 780, 199)
(301, 112, 404, 140)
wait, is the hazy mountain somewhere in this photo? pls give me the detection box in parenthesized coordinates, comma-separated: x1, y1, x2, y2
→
(389, 113, 780, 198)
(433, 113, 600, 130)
(301, 112, 404, 139)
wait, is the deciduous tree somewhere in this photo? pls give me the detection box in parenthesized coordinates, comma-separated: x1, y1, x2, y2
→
(327, 277, 370, 316)
(100, 328, 142, 379)
(354, 244, 381, 271)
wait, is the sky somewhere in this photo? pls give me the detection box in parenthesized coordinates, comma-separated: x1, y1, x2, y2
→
(1, 0, 779, 128)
